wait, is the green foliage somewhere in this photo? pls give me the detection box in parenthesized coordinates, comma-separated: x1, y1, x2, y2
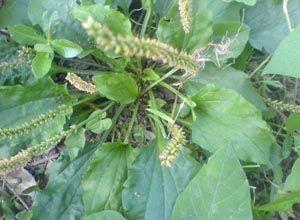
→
(157, 0, 213, 52)
(172, 147, 252, 220)
(122, 142, 200, 220)
(191, 85, 274, 164)
(93, 73, 139, 104)
(0, 38, 34, 85)
(264, 27, 300, 78)
(284, 158, 300, 192)
(83, 142, 130, 215)
(8, 25, 46, 45)
(1, 0, 300, 218)
(84, 210, 126, 220)
(245, 0, 300, 53)
(0, 78, 72, 157)
(32, 148, 94, 220)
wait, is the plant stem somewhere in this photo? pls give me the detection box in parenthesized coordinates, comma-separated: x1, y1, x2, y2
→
(248, 55, 271, 78)
(159, 81, 195, 108)
(75, 102, 115, 128)
(140, 6, 152, 37)
(124, 102, 140, 144)
(142, 68, 179, 95)
(99, 104, 126, 145)
(74, 94, 99, 106)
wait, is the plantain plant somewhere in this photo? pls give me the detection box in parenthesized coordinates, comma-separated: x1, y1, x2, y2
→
(0, 0, 300, 219)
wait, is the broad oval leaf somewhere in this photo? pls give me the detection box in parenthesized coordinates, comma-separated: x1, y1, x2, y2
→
(83, 142, 130, 215)
(72, 4, 132, 37)
(84, 210, 126, 220)
(51, 39, 83, 58)
(263, 27, 300, 78)
(245, 0, 300, 53)
(257, 191, 300, 212)
(191, 85, 274, 164)
(0, 37, 34, 85)
(0, 78, 72, 158)
(157, 0, 213, 53)
(32, 148, 95, 220)
(28, 0, 88, 46)
(284, 158, 300, 192)
(172, 147, 252, 220)
(0, 0, 31, 28)
(31, 51, 54, 78)
(185, 64, 266, 110)
(8, 25, 46, 45)
(223, 0, 256, 6)
(122, 142, 200, 220)
(93, 72, 138, 104)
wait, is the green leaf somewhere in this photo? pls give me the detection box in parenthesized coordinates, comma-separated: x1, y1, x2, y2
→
(84, 210, 126, 220)
(207, 0, 242, 22)
(32, 148, 94, 220)
(27, 0, 88, 46)
(8, 25, 46, 45)
(245, 0, 300, 53)
(0, 78, 72, 158)
(122, 142, 200, 220)
(157, 0, 213, 53)
(86, 118, 112, 134)
(172, 147, 252, 220)
(93, 73, 138, 104)
(32, 51, 54, 78)
(284, 158, 300, 192)
(0, 0, 31, 28)
(51, 39, 83, 58)
(72, 4, 132, 37)
(82, 142, 130, 215)
(223, 0, 256, 6)
(0, 37, 34, 85)
(191, 85, 274, 164)
(34, 43, 53, 53)
(264, 27, 300, 78)
(154, 0, 176, 17)
(185, 64, 266, 110)
(286, 114, 300, 133)
(257, 191, 300, 212)
(64, 128, 86, 160)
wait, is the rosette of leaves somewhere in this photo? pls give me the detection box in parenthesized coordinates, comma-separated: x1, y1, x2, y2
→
(1, 0, 299, 219)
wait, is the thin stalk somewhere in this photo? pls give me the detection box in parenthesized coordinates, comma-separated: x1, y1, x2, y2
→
(124, 102, 140, 144)
(99, 104, 126, 145)
(248, 55, 271, 78)
(63, 58, 104, 68)
(142, 68, 179, 95)
(74, 94, 99, 106)
(159, 81, 195, 108)
(149, 90, 165, 149)
(140, 6, 152, 37)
